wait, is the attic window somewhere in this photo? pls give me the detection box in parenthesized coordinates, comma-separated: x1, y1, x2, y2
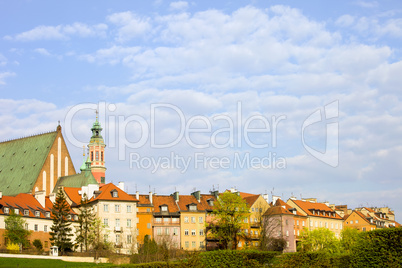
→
(35, 211, 40, 217)
(189, 204, 197, 211)
(323, 211, 326, 216)
(4, 207, 9, 214)
(14, 209, 19, 214)
(24, 210, 29, 216)
(45, 212, 50, 218)
(67, 215, 71, 220)
(112, 190, 118, 198)
(161, 206, 168, 212)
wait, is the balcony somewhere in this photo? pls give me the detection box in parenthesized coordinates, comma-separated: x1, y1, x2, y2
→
(115, 226, 123, 232)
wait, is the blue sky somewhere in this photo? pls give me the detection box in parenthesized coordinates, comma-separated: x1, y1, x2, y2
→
(1, 0, 402, 221)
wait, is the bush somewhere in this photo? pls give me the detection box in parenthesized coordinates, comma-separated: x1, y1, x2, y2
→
(351, 227, 402, 268)
(7, 243, 20, 253)
(273, 252, 351, 268)
(33, 239, 43, 251)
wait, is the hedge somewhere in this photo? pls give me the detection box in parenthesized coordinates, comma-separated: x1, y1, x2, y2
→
(272, 252, 351, 268)
(351, 227, 402, 268)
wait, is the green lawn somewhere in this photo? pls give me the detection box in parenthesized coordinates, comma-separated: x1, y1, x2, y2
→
(0, 257, 113, 268)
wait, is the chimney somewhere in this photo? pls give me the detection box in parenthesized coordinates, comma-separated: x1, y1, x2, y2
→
(210, 190, 219, 198)
(262, 194, 269, 203)
(34, 190, 46, 208)
(149, 192, 153, 204)
(49, 193, 56, 203)
(272, 195, 281, 205)
(191, 190, 201, 202)
(136, 191, 139, 200)
(172, 191, 179, 202)
(230, 187, 236, 193)
(324, 201, 330, 207)
(118, 182, 125, 191)
(290, 196, 297, 200)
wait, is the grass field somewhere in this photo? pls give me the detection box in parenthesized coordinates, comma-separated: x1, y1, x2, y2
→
(0, 257, 113, 268)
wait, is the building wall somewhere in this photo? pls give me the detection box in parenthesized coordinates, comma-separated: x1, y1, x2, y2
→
(153, 216, 180, 248)
(306, 217, 344, 238)
(95, 200, 138, 254)
(180, 212, 206, 250)
(137, 206, 153, 245)
(345, 213, 376, 232)
(33, 130, 76, 195)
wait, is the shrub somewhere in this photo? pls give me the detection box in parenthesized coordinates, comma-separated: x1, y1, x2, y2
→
(273, 252, 351, 268)
(7, 243, 20, 253)
(33, 239, 43, 251)
(351, 227, 402, 268)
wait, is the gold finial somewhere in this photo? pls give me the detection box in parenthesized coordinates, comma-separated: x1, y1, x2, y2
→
(95, 109, 99, 121)
(82, 145, 85, 156)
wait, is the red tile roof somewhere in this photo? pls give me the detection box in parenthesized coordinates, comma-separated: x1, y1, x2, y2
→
(264, 199, 304, 216)
(91, 183, 138, 202)
(290, 199, 343, 219)
(64, 187, 82, 205)
(153, 195, 179, 213)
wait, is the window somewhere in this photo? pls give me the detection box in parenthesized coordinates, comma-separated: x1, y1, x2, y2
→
(192, 241, 196, 248)
(14, 209, 19, 214)
(116, 234, 120, 244)
(91, 152, 93, 161)
(323, 211, 326, 216)
(191, 217, 196, 223)
(244, 218, 248, 223)
(127, 205, 132, 213)
(96, 151, 99, 161)
(127, 235, 132, 244)
(252, 208, 255, 212)
(362, 227, 366, 232)
(184, 216, 189, 223)
(191, 229, 196, 236)
(310, 221, 313, 227)
(104, 218, 109, 226)
(245, 229, 248, 234)
(189, 205, 197, 211)
(199, 217, 203, 223)
(315, 221, 318, 227)
(174, 228, 178, 235)
(165, 228, 169, 235)
(286, 230, 289, 237)
(297, 230, 300, 236)
(25, 223, 29, 230)
(297, 220, 299, 226)
(116, 219, 120, 228)
(146, 208, 150, 212)
(255, 230, 258, 235)
(24, 210, 29, 216)
(34, 224, 38, 232)
(336, 223, 338, 229)
(184, 229, 189, 236)
(44, 225, 48, 232)
(302, 221, 305, 227)
(200, 241, 204, 248)
(112, 191, 118, 198)
(161, 206, 168, 212)
(356, 220, 359, 224)
(325, 222, 328, 228)
(157, 228, 162, 235)
(351, 220, 353, 224)
(147, 223, 151, 229)
(115, 205, 120, 213)
(164, 218, 169, 223)
(286, 219, 288, 225)
(172, 218, 179, 223)
(104, 204, 109, 212)
(331, 223, 334, 228)
(127, 219, 132, 227)
(185, 241, 189, 248)
(199, 229, 204, 236)
(101, 152, 104, 161)
(155, 218, 162, 223)
(35, 211, 40, 217)
(254, 218, 257, 223)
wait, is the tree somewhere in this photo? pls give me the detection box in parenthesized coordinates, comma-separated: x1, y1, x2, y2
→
(33, 239, 43, 251)
(259, 206, 286, 251)
(50, 188, 73, 255)
(297, 227, 340, 253)
(88, 218, 113, 258)
(75, 193, 95, 252)
(207, 191, 250, 249)
(340, 227, 359, 253)
(4, 211, 30, 248)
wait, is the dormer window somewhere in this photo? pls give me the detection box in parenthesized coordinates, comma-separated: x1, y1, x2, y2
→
(46, 212, 50, 218)
(14, 209, 19, 215)
(74, 215, 78, 221)
(35, 211, 40, 217)
(312, 210, 315, 215)
(4, 207, 9, 214)
(189, 204, 197, 211)
(317, 211, 320, 215)
(323, 211, 326, 216)
(161, 205, 168, 212)
(207, 199, 214, 206)
(111, 190, 118, 198)
(67, 215, 71, 220)
(24, 210, 29, 216)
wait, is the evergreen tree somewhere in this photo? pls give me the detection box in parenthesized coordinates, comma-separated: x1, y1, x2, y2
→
(50, 188, 73, 255)
(4, 211, 31, 248)
(75, 193, 95, 252)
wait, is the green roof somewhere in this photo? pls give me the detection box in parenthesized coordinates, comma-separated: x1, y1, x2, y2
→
(0, 131, 58, 196)
(53, 170, 98, 191)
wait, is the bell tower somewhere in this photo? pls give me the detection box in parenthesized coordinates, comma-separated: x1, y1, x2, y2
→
(88, 111, 106, 184)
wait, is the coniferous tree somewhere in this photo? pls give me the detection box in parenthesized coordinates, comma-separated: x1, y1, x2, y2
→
(50, 188, 73, 255)
(75, 193, 95, 252)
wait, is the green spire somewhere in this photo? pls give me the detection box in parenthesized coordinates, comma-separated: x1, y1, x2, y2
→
(90, 110, 103, 140)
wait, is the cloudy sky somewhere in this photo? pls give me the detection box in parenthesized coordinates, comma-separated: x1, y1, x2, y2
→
(1, 0, 402, 221)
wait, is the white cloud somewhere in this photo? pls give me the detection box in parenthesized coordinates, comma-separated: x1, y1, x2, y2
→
(354, 0, 379, 9)
(107, 11, 151, 42)
(169, 1, 189, 11)
(5, 23, 108, 41)
(0, 72, 16, 85)
(34, 48, 52, 56)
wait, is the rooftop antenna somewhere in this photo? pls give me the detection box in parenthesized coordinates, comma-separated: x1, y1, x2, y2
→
(149, 185, 151, 192)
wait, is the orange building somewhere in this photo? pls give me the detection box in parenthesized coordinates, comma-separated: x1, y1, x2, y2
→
(344, 210, 376, 232)
(133, 192, 154, 246)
